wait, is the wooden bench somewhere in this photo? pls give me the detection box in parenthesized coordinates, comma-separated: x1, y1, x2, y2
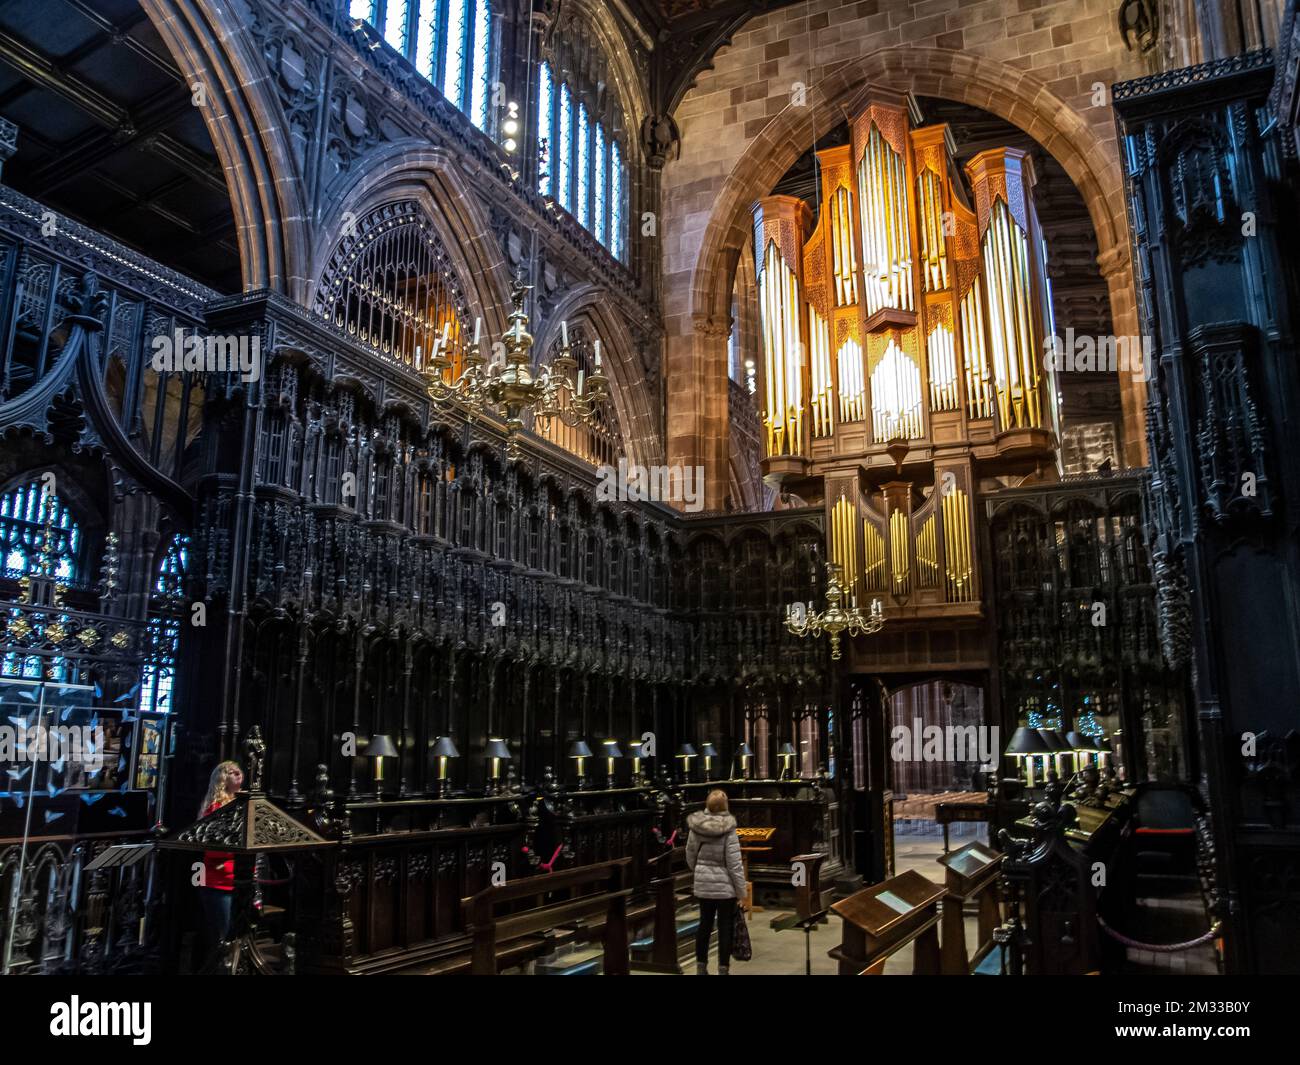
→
(637, 846, 691, 973)
(461, 858, 633, 975)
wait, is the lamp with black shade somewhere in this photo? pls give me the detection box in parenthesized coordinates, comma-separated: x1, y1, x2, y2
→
(432, 735, 460, 797)
(700, 742, 717, 780)
(676, 743, 697, 783)
(736, 741, 754, 780)
(366, 734, 398, 800)
(569, 739, 593, 786)
(627, 742, 645, 784)
(1004, 727, 1051, 788)
(602, 739, 622, 788)
(485, 738, 512, 795)
(778, 741, 797, 780)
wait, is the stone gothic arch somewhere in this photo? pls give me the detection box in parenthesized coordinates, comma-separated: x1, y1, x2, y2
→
(137, 0, 311, 298)
(307, 142, 515, 342)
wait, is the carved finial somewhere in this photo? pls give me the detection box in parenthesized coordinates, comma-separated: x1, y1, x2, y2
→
(314, 763, 333, 805)
(244, 726, 267, 794)
(509, 264, 533, 313)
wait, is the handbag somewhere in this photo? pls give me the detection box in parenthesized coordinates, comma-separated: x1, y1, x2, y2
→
(731, 899, 752, 962)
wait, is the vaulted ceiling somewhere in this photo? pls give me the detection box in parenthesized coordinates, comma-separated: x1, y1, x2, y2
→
(0, 0, 239, 292)
(619, 0, 806, 113)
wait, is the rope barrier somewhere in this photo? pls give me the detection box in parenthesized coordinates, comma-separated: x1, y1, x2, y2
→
(1097, 914, 1221, 953)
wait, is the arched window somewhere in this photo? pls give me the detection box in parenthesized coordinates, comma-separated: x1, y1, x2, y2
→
(140, 536, 188, 715)
(0, 483, 84, 681)
(0, 482, 80, 583)
(535, 51, 627, 258)
(350, 0, 494, 131)
(532, 324, 623, 466)
(314, 200, 470, 371)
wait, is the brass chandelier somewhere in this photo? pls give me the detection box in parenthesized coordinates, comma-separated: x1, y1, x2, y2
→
(423, 274, 608, 457)
(784, 562, 884, 660)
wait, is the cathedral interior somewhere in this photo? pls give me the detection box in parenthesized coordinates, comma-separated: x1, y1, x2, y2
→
(0, 0, 1297, 998)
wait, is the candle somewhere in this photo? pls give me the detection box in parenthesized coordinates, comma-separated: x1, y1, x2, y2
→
(473, 317, 482, 345)
(560, 320, 569, 347)
(441, 321, 450, 344)
(576, 369, 585, 396)
(593, 339, 602, 368)
(415, 344, 422, 368)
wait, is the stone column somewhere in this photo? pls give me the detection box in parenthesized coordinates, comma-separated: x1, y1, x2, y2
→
(666, 313, 731, 512)
(1099, 244, 1148, 468)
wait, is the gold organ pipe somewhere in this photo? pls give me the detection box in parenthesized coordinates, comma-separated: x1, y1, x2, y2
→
(917, 168, 948, 293)
(759, 239, 806, 456)
(858, 126, 914, 317)
(981, 200, 1041, 431)
(808, 305, 834, 437)
(831, 185, 859, 307)
(871, 339, 922, 441)
(863, 520, 886, 593)
(837, 337, 865, 423)
(831, 497, 860, 598)
(927, 322, 958, 411)
(916, 512, 938, 588)
(961, 280, 993, 419)
(942, 485, 974, 603)
(889, 506, 911, 596)
(785, 263, 804, 449)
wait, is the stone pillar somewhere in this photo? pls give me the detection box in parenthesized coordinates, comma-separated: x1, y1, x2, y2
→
(1098, 244, 1148, 468)
(666, 313, 730, 512)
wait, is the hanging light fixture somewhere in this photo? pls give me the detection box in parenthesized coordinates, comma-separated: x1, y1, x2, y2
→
(783, 562, 884, 660)
(423, 271, 609, 458)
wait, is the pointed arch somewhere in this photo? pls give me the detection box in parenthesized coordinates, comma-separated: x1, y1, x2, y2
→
(137, 0, 311, 297)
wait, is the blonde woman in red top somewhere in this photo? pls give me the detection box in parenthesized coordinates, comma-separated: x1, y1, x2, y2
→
(197, 760, 243, 958)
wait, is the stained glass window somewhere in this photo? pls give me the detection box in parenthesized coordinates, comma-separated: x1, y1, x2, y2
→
(537, 61, 554, 197)
(355, 0, 493, 133)
(593, 125, 607, 246)
(414, 0, 437, 78)
(576, 103, 591, 227)
(383, 0, 410, 53)
(0, 483, 82, 681)
(0, 482, 80, 582)
(611, 141, 625, 261)
(445, 0, 467, 109)
(469, 0, 491, 130)
(140, 537, 188, 715)
(536, 52, 627, 255)
(557, 82, 572, 211)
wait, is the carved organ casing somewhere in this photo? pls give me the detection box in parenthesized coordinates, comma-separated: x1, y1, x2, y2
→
(752, 89, 1057, 639)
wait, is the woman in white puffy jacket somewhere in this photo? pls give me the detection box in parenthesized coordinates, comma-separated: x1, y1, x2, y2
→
(685, 789, 748, 975)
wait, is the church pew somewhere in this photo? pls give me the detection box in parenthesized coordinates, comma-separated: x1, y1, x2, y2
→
(634, 845, 692, 973)
(461, 858, 633, 975)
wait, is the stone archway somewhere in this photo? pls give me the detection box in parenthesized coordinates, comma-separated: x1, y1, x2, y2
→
(671, 45, 1146, 506)
(308, 142, 514, 341)
(138, 0, 310, 298)
(536, 287, 661, 471)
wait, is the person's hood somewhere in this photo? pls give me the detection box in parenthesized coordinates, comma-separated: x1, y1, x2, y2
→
(687, 810, 737, 837)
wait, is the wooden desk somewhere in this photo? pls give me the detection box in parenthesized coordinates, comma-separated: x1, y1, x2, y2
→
(935, 797, 990, 853)
(737, 827, 775, 916)
(937, 841, 1002, 974)
(829, 869, 946, 975)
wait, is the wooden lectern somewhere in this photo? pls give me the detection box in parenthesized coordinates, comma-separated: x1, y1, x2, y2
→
(828, 869, 945, 975)
(937, 840, 1002, 974)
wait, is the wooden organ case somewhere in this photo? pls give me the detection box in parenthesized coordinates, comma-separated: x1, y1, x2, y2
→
(753, 89, 1058, 642)
(752, 88, 1060, 880)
